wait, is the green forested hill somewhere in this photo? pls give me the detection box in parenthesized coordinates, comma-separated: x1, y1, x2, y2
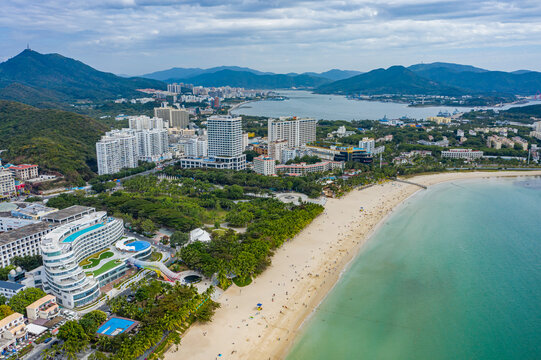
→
(0, 100, 107, 183)
(0, 49, 165, 107)
(316, 66, 462, 95)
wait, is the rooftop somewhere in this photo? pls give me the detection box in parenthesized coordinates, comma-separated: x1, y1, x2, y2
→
(0, 222, 51, 246)
(42, 205, 94, 222)
(26, 295, 56, 310)
(0, 312, 23, 328)
(0, 281, 25, 291)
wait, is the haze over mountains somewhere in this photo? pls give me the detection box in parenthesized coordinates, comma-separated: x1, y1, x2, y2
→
(1, 49, 541, 109)
(142, 67, 361, 82)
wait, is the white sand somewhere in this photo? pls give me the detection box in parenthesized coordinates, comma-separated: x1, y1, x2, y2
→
(166, 171, 541, 360)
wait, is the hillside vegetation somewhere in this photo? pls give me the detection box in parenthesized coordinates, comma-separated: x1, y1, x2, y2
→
(0, 49, 165, 107)
(0, 100, 107, 183)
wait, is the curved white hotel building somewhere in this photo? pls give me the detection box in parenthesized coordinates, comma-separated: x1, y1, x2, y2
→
(40, 212, 123, 308)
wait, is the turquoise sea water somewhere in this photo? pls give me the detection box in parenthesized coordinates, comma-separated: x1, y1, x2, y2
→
(287, 177, 541, 360)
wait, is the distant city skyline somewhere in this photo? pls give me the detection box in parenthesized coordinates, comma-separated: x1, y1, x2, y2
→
(1, 0, 540, 75)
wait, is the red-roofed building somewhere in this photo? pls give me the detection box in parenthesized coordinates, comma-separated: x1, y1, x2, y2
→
(8, 165, 38, 180)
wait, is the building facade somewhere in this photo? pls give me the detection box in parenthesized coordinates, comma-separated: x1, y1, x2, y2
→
(26, 295, 59, 321)
(268, 117, 317, 148)
(0, 313, 27, 353)
(276, 161, 344, 175)
(170, 109, 189, 129)
(0, 222, 52, 268)
(0, 281, 25, 300)
(96, 130, 138, 175)
(253, 156, 276, 175)
(207, 115, 243, 157)
(129, 115, 167, 131)
(358, 138, 375, 153)
(41, 212, 123, 308)
(441, 149, 483, 159)
(8, 165, 38, 180)
(0, 171, 15, 197)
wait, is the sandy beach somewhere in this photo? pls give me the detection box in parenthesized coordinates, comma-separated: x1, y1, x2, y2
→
(166, 171, 541, 360)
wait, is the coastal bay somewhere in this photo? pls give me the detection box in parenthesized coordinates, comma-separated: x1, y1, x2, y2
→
(166, 170, 541, 360)
(231, 90, 541, 120)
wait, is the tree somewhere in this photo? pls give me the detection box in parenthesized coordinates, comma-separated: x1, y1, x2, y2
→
(140, 219, 157, 235)
(0, 305, 14, 320)
(58, 320, 89, 357)
(11, 254, 42, 271)
(170, 231, 190, 248)
(79, 310, 107, 336)
(8, 287, 46, 313)
(0, 295, 6, 306)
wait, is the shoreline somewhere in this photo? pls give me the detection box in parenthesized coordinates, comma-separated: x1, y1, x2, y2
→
(166, 171, 541, 360)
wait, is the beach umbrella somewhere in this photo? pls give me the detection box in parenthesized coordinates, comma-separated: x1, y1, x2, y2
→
(257, 303, 262, 307)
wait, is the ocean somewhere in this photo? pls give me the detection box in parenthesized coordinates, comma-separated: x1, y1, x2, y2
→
(231, 90, 541, 121)
(287, 177, 541, 360)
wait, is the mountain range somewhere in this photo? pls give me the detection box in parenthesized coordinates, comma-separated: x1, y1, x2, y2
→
(1, 50, 540, 108)
(0, 49, 165, 107)
(316, 63, 541, 96)
(142, 67, 361, 82)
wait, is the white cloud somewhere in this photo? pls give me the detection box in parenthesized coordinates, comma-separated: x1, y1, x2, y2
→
(0, 0, 540, 73)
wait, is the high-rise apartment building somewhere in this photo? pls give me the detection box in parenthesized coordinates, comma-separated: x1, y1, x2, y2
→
(179, 115, 246, 170)
(268, 140, 288, 163)
(170, 109, 189, 129)
(136, 129, 170, 161)
(208, 115, 243, 157)
(253, 156, 276, 175)
(268, 117, 317, 148)
(358, 138, 375, 153)
(96, 130, 138, 175)
(129, 115, 166, 130)
(184, 138, 208, 158)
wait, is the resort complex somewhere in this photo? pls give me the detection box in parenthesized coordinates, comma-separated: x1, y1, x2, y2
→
(40, 212, 124, 308)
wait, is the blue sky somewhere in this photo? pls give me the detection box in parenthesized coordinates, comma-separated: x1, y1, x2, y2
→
(1, 0, 540, 75)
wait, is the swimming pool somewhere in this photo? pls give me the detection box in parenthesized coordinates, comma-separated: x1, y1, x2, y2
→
(63, 223, 104, 243)
(127, 240, 151, 252)
(97, 317, 138, 336)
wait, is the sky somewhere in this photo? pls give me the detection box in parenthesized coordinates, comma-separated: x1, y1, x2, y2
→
(1, 0, 541, 75)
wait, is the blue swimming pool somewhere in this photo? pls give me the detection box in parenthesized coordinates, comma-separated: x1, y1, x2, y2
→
(97, 317, 137, 336)
(128, 240, 151, 252)
(63, 223, 103, 243)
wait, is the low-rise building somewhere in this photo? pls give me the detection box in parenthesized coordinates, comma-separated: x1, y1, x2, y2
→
(8, 165, 38, 180)
(358, 138, 375, 153)
(253, 156, 276, 176)
(11, 204, 57, 220)
(276, 161, 344, 175)
(511, 136, 528, 151)
(441, 149, 483, 159)
(427, 116, 452, 124)
(334, 147, 373, 163)
(0, 281, 25, 300)
(26, 295, 59, 321)
(178, 155, 247, 171)
(0, 217, 38, 232)
(0, 171, 15, 197)
(0, 313, 27, 353)
(417, 137, 449, 147)
(0, 222, 52, 267)
(41, 205, 95, 225)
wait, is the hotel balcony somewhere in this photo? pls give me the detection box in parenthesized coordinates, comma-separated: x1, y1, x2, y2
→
(8, 324, 27, 339)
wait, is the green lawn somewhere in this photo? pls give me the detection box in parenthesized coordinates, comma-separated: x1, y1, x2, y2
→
(81, 250, 113, 268)
(86, 259, 123, 277)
